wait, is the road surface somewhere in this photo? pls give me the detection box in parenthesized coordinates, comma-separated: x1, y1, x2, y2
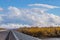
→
(0, 30, 60, 40)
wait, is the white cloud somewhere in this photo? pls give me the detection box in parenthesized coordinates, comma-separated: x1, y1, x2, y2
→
(6, 6, 60, 27)
(8, 6, 21, 16)
(0, 14, 4, 23)
(0, 24, 31, 29)
(0, 8, 3, 11)
(28, 4, 60, 9)
(0, 4, 60, 28)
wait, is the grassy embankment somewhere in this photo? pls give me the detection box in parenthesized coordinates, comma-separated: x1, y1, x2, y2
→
(17, 27, 60, 38)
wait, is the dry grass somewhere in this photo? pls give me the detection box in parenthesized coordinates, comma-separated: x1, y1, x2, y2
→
(0, 28, 6, 30)
(17, 27, 60, 38)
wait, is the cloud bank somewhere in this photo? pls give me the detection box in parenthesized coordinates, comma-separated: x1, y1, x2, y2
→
(28, 4, 59, 9)
(0, 4, 60, 29)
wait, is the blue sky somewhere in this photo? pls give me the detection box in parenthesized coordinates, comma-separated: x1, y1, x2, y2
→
(0, 0, 60, 16)
(0, 0, 60, 7)
(0, 0, 60, 28)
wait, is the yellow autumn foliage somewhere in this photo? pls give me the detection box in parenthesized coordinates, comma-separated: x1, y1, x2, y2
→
(17, 27, 60, 38)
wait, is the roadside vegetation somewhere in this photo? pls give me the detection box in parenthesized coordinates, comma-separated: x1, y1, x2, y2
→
(17, 27, 60, 38)
(0, 28, 6, 30)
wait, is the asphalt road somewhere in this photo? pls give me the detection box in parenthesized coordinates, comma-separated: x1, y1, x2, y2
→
(0, 31, 9, 40)
(0, 30, 59, 40)
(12, 31, 41, 40)
(0, 30, 41, 40)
